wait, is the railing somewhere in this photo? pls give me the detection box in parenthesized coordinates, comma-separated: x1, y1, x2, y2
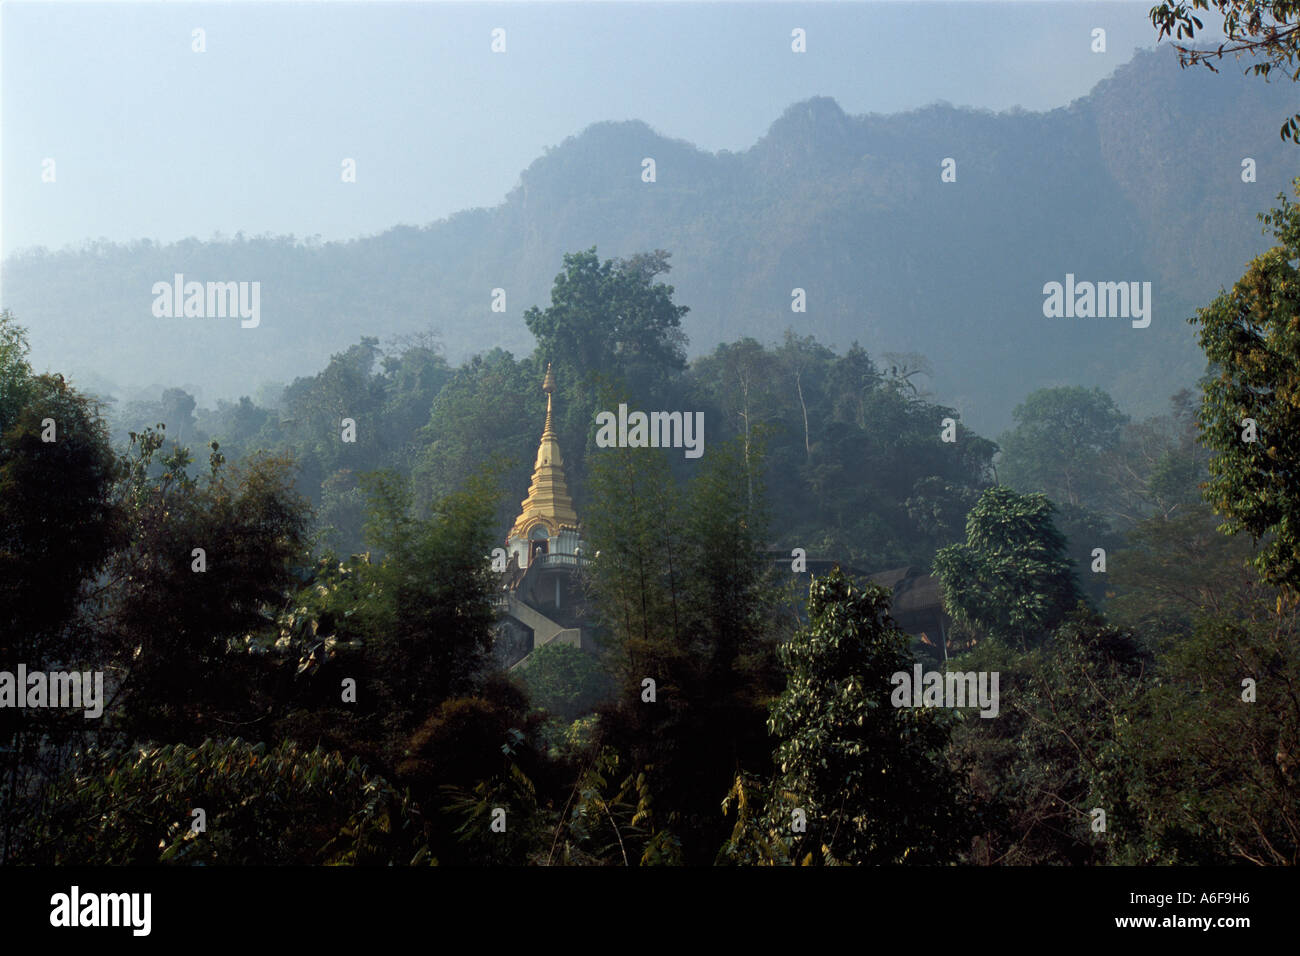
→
(529, 552, 588, 569)
(490, 553, 588, 613)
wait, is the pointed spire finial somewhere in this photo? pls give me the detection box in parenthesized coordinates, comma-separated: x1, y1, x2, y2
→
(542, 363, 556, 436)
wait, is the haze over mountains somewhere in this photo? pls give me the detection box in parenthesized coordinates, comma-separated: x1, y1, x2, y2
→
(5, 45, 1297, 433)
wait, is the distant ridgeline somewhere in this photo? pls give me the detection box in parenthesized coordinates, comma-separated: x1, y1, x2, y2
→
(5, 46, 1295, 434)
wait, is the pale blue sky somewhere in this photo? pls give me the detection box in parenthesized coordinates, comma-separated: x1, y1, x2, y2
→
(2, 2, 1169, 255)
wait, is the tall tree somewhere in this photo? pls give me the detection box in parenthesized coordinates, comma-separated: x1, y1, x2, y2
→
(524, 247, 689, 397)
(997, 386, 1128, 511)
(0, 320, 117, 860)
(1118, 605, 1300, 864)
(584, 433, 782, 863)
(281, 337, 387, 494)
(523, 247, 689, 479)
(360, 467, 502, 726)
(690, 338, 780, 506)
(0, 371, 115, 658)
(1193, 182, 1300, 594)
(106, 430, 310, 737)
(1108, 501, 1264, 637)
(951, 615, 1150, 865)
(1097, 387, 1208, 530)
(767, 568, 973, 864)
(413, 348, 538, 527)
(0, 311, 34, 435)
(933, 486, 1083, 648)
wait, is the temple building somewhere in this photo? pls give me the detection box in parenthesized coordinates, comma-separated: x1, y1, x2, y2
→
(492, 364, 593, 670)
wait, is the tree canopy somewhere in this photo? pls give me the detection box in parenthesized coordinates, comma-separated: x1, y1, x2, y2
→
(1193, 181, 1300, 593)
(1151, 0, 1300, 140)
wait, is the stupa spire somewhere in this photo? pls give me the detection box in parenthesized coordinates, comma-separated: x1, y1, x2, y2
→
(508, 363, 579, 540)
(542, 362, 557, 438)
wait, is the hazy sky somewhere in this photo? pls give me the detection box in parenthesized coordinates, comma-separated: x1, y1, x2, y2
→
(3, 2, 1170, 256)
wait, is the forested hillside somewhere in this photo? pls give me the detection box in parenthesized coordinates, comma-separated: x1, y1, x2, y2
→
(8, 184, 1299, 865)
(6, 46, 1296, 434)
(5, 9, 1300, 879)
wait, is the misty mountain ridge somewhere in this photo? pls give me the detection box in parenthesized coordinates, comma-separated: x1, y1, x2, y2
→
(5, 45, 1297, 434)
